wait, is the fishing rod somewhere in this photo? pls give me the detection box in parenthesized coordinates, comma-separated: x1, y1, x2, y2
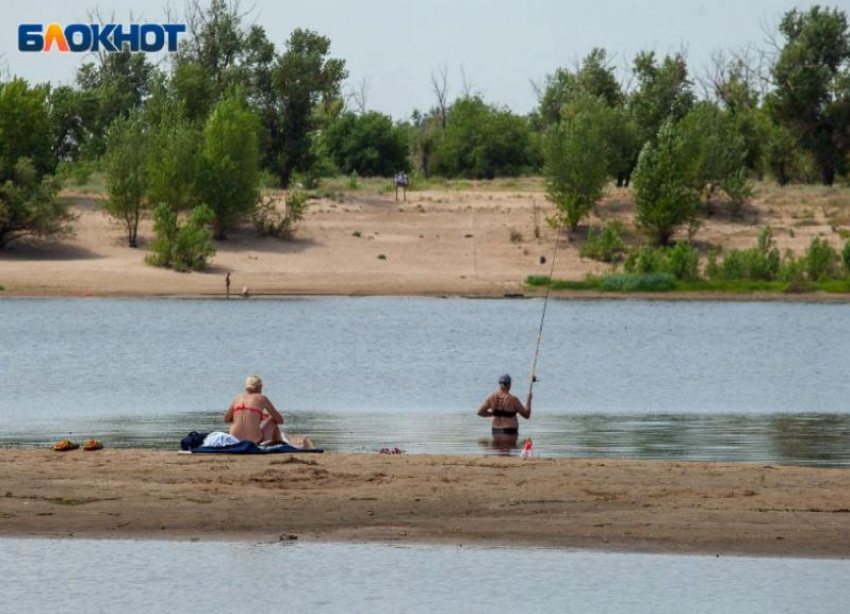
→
(529, 222, 564, 398)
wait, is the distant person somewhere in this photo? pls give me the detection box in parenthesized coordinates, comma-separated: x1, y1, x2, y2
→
(224, 375, 314, 448)
(477, 374, 532, 448)
(225, 272, 231, 298)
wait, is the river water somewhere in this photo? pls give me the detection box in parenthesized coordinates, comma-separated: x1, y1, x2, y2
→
(1, 297, 849, 464)
(1, 539, 847, 614)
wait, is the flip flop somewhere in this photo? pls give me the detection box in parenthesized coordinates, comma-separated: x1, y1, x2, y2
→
(53, 439, 79, 452)
(83, 439, 103, 451)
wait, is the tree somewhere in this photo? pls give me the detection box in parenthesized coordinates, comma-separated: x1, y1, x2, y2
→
(632, 120, 700, 245)
(198, 94, 261, 239)
(678, 101, 751, 213)
(103, 112, 149, 247)
(0, 159, 68, 248)
(767, 6, 850, 185)
(430, 96, 535, 178)
(538, 48, 623, 129)
(630, 51, 695, 146)
(146, 202, 216, 272)
(146, 102, 200, 212)
(543, 95, 610, 231)
(0, 79, 71, 248)
(323, 112, 410, 176)
(76, 50, 155, 156)
(272, 29, 347, 187)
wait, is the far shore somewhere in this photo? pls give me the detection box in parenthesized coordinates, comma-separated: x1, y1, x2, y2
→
(2, 182, 849, 302)
(1, 450, 848, 558)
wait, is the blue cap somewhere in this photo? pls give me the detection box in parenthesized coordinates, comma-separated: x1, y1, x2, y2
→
(498, 374, 512, 386)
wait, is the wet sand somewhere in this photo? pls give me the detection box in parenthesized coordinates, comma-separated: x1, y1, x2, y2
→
(1, 450, 848, 557)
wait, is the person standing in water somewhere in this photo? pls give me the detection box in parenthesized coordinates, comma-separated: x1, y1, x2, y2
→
(477, 374, 532, 446)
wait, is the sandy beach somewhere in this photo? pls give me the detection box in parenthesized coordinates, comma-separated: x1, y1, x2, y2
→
(1, 182, 848, 299)
(1, 450, 848, 557)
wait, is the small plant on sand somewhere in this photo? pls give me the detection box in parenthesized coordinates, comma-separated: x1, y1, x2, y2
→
(580, 222, 625, 263)
(254, 189, 309, 240)
(509, 229, 523, 243)
(352, 230, 362, 238)
(146, 203, 216, 272)
(377, 253, 387, 260)
(805, 237, 840, 281)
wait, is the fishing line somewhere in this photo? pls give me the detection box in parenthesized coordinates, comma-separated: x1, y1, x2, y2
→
(529, 222, 563, 397)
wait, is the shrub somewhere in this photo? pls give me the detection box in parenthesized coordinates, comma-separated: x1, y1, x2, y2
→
(623, 242, 698, 281)
(843, 238, 850, 273)
(779, 250, 807, 283)
(805, 237, 840, 281)
(600, 272, 676, 292)
(509, 229, 523, 243)
(146, 203, 216, 272)
(580, 222, 625, 262)
(711, 227, 781, 281)
(254, 190, 309, 240)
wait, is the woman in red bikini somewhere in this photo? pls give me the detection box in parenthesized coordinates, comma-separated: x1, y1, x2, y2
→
(224, 375, 314, 447)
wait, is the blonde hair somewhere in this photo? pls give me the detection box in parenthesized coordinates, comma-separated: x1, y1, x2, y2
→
(245, 375, 263, 393)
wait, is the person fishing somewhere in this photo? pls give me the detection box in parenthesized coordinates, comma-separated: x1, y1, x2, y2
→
(477, 374, 532, 441)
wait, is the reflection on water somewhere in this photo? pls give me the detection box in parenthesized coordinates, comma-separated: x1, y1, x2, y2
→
(1, 539, 848, 614)
(3, 410, 849, 466)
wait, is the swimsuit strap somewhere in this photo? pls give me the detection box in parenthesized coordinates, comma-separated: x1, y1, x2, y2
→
(234, 403, 264, 418)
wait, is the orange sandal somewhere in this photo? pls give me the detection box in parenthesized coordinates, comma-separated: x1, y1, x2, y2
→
(53, 439, 79, 452)
(83, 439, 103, 451)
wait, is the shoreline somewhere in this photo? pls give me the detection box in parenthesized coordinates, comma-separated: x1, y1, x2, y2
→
(2, 287, 850, 303)
(2, 450, 848, 558)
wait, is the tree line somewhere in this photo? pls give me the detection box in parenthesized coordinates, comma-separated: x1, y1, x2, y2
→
(0, 2, 848, 268)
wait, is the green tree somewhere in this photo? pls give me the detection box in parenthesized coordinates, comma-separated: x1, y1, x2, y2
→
(630, 51, 695, 146)
(146, 203, 216, 272)
(146, 102, 199, 212)
(272, 29, 348, 187)
(678, 101, 751, 213)
(767, 6, 850, 185)
(538, 48, 623, 129)
(198, 94, 261, 239)
(76, 50, 155, 156)
(543, 95, 610, 231)
(323, 112, 410, 176)
(632, 120, 700, 245)
(0, 79, 71, 248)
(0, 159, 68, 248)
(103, 112, 149, 247)
(430, 96, 534, 178)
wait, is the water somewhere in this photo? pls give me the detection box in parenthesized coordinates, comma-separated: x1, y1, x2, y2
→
(0, 539, 847, 614)
(1, 297, 849, 464)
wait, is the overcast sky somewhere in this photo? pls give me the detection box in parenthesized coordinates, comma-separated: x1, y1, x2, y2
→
(1, 0, 845, 119)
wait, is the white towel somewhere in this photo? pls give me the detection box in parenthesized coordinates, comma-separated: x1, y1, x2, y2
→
(201, 432, 240, 448)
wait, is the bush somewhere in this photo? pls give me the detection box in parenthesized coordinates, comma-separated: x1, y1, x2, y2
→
(600, 272, 676, 292)
(254, 189, 309, 240)
(623, 242, 699, 280)
(843, 238, 850, 273)
(146, 203, 216, 272)
(711, 227, 781, 281)
(805, 237, 840, 281)
(323, 112, 410, 177)
(580, 222, 625, 262)
(779, 250, 807, 283)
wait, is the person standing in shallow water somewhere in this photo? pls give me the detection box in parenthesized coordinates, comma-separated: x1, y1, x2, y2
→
(477, 374, 532, 449)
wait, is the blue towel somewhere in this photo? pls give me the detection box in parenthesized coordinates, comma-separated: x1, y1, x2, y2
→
(190, 440, 323, 454)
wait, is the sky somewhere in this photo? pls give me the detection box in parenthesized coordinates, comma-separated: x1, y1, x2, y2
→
(1, 0, 847, 119)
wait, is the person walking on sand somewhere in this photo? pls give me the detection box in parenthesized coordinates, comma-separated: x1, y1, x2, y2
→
(225, 272, 231, 298)
(477, 374, 531, 446)
(224, 375, 314, 448)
